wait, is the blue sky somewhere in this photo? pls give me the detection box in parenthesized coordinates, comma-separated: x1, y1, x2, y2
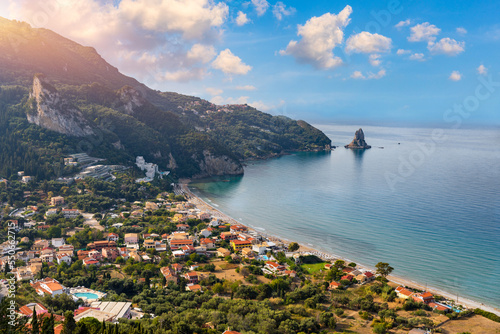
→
(2, 0, 500, 125)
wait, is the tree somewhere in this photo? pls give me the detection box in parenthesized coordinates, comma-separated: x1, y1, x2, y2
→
(288, 242, 299, 252)
(41, 314, 54, 334)
(375, 262, 394, 278)
(62, 311, 76, 334)
(31, 307, 40, 334)
(212, 283, 224, 294)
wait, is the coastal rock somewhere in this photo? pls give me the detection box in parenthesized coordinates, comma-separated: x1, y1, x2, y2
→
(27, 75, 95, 137)
(118, 85, 145, 114)
(195, 150, 244, 178)
(345, 128, 371, 149)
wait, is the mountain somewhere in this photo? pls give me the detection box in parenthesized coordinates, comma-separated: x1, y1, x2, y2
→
(0, 17, 331, 180)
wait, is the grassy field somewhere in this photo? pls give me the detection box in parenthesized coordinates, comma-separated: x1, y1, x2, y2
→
(301, 262, 326, 274)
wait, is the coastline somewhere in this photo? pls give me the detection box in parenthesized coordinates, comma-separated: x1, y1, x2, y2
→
(178, 180, 500, 316)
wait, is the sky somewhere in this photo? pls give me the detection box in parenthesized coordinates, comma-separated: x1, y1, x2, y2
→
(2, 0, 500, 126)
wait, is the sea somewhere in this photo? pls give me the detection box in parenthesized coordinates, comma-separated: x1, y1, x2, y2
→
(189, 124, 500, 309)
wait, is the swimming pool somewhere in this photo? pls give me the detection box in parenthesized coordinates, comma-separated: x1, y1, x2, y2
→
(74, 292, 99, 300)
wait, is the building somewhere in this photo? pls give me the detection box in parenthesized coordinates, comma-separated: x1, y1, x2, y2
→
(107, 233, 119, 242)
(56, 253, 72, 265)
(51, 238, 65, 248)
(221, 232, 237, 241)
(183, 272, 199, 284)
(83, 257, 100, 267)
(58, 244, 74, 253)
(230, 225, 247, 233)
(412, 292, 434, 304)
(62, 209, 80, 219)
(169, 239, 194, 250)
(102, 248, 120, 261)
(45, 208, 58, 217)
(265, 261, 286, 273)
(395, 286, 414, 299)
(329, 281, 341, 290)
(217, 248, 231, 257)
(124, 233, 139, 245)
(145, 202, 159, 211)
(15, 266, 34, 281)
(32, 240, 50, 251)
(200, 238, 215, 249)
(186, 284, 203, 292)
(230, 240, 252, 251)
(160, 267, 178, 284)
(199, 228, 212, 238)
(50, 196, 65, 206)
(31, 278, 65, 296)
(87, 240, 117, 250)
(241, 248, 255, 259)
(77, 165, 112, 180)
(197, 212, 210, 220)
(22, 176, 32, 183)
(89, 302, 132, 321)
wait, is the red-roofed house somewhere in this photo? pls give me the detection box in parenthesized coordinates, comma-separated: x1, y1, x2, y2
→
(395, 286, 414, 299)
(31, 278, 65, 296)
(172, 263, 183, 273)
(363, 271, 374, 281)
(18, 303, 48, 317)
(186, 284, 203, 292)
(200, 238, 215, 249)
(329, 281, 341, 290)
(169, 239, 194, 250)
(265, 261, 286, 273)
(107, 233, 119, 242)
(183, 272, 199, 284)
(341, 274, 354, 282)
(412, 292, 434, 304)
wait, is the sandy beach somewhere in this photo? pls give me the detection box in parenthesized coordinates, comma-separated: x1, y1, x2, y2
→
(178, 180, 500, 316)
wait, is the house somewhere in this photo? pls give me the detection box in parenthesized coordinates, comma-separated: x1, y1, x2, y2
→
(62, 209, 80, 219)
(160, 267, 178, 284)
(217, 248, 231, 257)
(428, 302, 451, 312)
(22, 176, 32, 183)
(181, 245, 195, 254)
(130, 210, 144, 218)
(124, 233, 139, 245)
(18, 303, 48, 317)
(186, 284, 203, 292)
(144, 239, 156, 249)
(173, 214, 187, 223)
(56, 253, 72, 265)
(412, 292, 434, 304)
(241, 248, 255, 259)
(230, 225, 247, 233)
(77, 250, 91, 260)
(222, 330, 242, 334)
(145, 202, 159, 211)
(50, 196, 65, 206)
(200, 238, 215, 249)
(102, 248, 120, 261)
(341, 274, 354, 282)
(169, 239, 194, 250)
(199, 228, 212, 238)
(15, 266, 34, 281)
(221, 232, 237, 241)
(51, 238, 65, 248)
(230, 240, 252, 251)
(395, 286, 414, 299)
(172, 263, 183, 273)
(58, 244, 74, 253)
(279, 270, 297, 278)
(83, 257, 100, 267)
(88, 250, 102, 261)
(183, 272, 199, 284)
(40, 251, 54, 263)
(265, 261, 286, 273)
(197, 212, 210, 220)
(31, 239, 49, 252)
(107, 233, 119, 242)
(363, 271, 375, 281)
(209, 219, 220, 227)
(176, 224, 190, 231)
(87, 240, 117, 250)
(329, 281, 341, 290)
(31, 278, 65, 296)
(355, 274, 367, 283)
(45, 208, 58, 217)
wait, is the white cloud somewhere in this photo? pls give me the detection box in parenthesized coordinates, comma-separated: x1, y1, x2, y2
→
(369, 54, 381, 66)
(272, 2, 295, 21)
(449, 71, 462, 81)
(428, 38, 465, 56)
(7, 0, 231, 84)
(395, 19, 411, 29)
(408, 22, 440, 42)
(236, 11, 250, 26)
(163, 68, 207, 82)
(187, 44, 216, 64)
(212, 49, 252, 75)
(397, 49, 411, 55)
(211, 95, 249, 105)
(350, 69, 386, 80)
(477, 64, 487, 75)
(280, 5, 352, 69)
(251, 0, 269, 16)
(249, 99, 285, 111)
(206, 87, 223, 95)
(409, 53, 425, 61)
(456, 27, 467, 34)
(235, 85, 257, 91)
(119, 0, 229, 40)
(345, 31, 392, 54)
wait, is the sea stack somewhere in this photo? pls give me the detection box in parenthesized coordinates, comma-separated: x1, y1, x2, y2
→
(345, 128, 371, 149)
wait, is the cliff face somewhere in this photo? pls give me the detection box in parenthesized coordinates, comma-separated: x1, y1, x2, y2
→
(195, 150, 244, 178)
(27, 75, 94, 137)
(345, 128, 371, 149)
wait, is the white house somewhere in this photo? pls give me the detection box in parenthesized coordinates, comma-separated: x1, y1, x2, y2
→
(61, 209, 80, 219)
(199, 229, 212, 238)
(56, 253, 72, 265)
(51, 238, 65, 248)
(107, 233, 119, 242)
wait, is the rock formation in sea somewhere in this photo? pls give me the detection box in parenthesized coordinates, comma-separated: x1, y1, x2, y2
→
(345, 128, 371, 149)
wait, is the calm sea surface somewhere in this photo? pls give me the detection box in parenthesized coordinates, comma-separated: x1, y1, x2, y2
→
(190, 124, 500, 308)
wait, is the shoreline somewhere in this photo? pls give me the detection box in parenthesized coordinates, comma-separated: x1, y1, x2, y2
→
(177, 180, 500, 316)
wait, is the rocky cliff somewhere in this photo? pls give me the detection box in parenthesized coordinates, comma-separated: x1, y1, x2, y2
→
(27, 75, 94, 137)
(195, 150, 244, 177)
(345, 128, 371, 149)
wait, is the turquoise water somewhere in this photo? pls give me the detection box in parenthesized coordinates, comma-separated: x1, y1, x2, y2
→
(191, 124, 500, 309)
(75, 292, 99, 299)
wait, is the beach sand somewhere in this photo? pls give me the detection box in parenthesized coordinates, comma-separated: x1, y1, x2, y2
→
(178, 180, 500, 316)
